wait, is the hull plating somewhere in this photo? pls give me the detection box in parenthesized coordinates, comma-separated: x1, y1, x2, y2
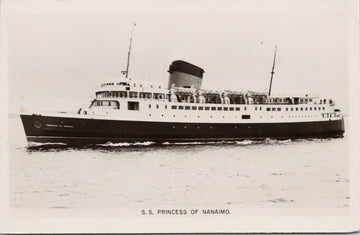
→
(20, 114, 345, 145)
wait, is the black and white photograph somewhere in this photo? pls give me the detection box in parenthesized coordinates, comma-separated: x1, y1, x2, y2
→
(0, 0, 359, 233)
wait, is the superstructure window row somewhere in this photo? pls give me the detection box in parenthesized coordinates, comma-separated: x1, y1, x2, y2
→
(168, 105, 326, 111)
(96, 91, 168, 100)
(169, 106, 245, 111)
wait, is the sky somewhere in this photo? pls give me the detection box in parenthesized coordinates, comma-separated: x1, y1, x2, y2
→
(5, 0, 358, 114)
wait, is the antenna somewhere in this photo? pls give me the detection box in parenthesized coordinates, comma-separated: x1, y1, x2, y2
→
(125, 22, 136, 78)
(268, 45, 277, 97)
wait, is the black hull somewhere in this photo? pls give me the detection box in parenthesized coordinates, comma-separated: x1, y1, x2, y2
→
(20, 114, 345, 145)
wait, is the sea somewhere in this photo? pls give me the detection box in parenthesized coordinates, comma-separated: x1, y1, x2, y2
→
(9, 116, 350, 212)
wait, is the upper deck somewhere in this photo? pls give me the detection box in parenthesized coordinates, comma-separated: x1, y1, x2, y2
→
(93, 80, 334, 107)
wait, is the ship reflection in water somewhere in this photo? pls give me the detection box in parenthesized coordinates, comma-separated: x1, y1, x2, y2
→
(10, 117, 349, 210)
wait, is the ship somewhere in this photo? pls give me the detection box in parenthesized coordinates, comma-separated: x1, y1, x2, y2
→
(20, 29, 345, 145)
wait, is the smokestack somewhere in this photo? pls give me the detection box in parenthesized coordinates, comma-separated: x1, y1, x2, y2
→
(168, 60, 205, 89)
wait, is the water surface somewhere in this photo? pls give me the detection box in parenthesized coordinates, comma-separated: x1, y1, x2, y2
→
(9, 117, 349, 210)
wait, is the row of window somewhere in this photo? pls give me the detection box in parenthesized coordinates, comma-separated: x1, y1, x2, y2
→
(322, 113, 337, 118)
(148, 113, 251, 119)
(148, 104, 326, 111)
(94, 100, 119, 107)
(97, 91, 168, 100)
(170, 105, 244, 111)
(101, 82, 130, 87)
(266, 106, 326, 111)
(146, 114, 321, 119)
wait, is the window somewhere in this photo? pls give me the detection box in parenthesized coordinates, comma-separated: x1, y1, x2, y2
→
(236, 107, 240, 111)
(199, 107, 204, 110)
(140, 92, 152, 99)
(267, 108, 271, 111)
(128, 101, 139, 110)
(286, 108, 288, 111)
(260, 107, 262, 111)
(300, 108, 303, 111)
(310, 107, 312, 110)
(277, 108, 281, 111)
(179, 106, 184, 110)
(314, 107, 317, 110)
(153, 93, 165, 99)
(185, 106, 190, 110)
(291, 108, 293, 111)
(296, 108, 298, 111)
(149, 104, 151, 108)
(129, 91, 138, 98)
(217, 107, 222, 111)
(272, 108, 276, 111)
(244, 107, 247, 111)
(230, 107, 234, 111)
(165, 105, 167, 109)
(211, 107, 216, 111)
(242, 115, 251, 119)
(323, 107, 325, 110)
(305, 107, 308, 111)
(192, 106, 197, 110)
(205, 107, 210, 110)
(171, 105, 177, 109)
(224, 107, 228, 111)
(156, 104, 159, 109)
(255, 107, 257, 111)
(119, 91, 127, 98)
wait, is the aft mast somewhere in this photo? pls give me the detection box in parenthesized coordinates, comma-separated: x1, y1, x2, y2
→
(124, 22, 136, 78)
(268, 45, 277, 97)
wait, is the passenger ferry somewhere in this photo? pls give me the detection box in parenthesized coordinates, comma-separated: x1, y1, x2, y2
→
(20, 57, 344, 145)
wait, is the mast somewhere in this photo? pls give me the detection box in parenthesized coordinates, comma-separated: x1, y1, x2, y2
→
(125, 22, 136, 78)
(268, 45, 277, 97)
